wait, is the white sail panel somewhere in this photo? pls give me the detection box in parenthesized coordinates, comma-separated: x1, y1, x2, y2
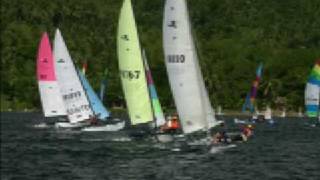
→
(163, 0, 208, 133)
(53, 29, 93, 123)
(38, 82, 66, 117)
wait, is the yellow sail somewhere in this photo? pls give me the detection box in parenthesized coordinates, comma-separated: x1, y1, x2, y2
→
(117, 0, 153, 125)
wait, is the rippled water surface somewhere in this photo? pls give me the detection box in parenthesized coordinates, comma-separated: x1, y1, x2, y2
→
(1, 112, 320, 180)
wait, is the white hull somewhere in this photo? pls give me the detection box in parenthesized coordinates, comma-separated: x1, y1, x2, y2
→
(33, 122, 50, 129)
(81, 121, 125, 132)
(55, 122, 88, 129)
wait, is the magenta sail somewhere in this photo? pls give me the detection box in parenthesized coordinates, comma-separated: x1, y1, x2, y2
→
(37, 32, 66, 117)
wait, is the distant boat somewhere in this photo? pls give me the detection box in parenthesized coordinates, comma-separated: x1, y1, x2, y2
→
(305, 60, 320, 118)
(217, 105, 224, 116)
(117, 0, 154, 127)
(163, 0, 219, 134)
(36, 32, 66, 127)
(280, 109, 286, 118)
(264, 106, 272, 120)
(53, 29, 94, 128)
(242, 63, 263, 114)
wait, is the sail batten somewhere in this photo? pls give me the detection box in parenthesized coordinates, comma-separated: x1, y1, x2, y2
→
(117, 0, 153, 125)
(54, 29, 93, 123)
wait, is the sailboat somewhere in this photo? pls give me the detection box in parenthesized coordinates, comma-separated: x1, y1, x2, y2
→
(242, 63, 263, 114)
(117, 0, 154, 133)
(53, 29, 94, 129)
(305, 60, 320, 118)
(36, 32, 66, 128)
(78, 69, 125, 131)
(163, 0, 220, 135)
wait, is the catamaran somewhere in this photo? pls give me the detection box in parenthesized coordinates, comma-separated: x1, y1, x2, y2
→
(53, 29, 95, 129)
(36, 32, 67, 128)
(163, 0, 221, 137)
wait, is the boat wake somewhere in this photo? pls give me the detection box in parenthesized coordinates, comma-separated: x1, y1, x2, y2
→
(209, 144, 237, 154)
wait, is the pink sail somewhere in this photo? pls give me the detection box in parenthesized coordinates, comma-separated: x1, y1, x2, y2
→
(37, 32, 66, 117)
(37, 33, 56, 81)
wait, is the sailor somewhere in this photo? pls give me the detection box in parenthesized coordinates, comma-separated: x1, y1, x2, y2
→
(160, 114, 180, 133)
(89, 115, 98, 125)
(212, 130, 230, 144)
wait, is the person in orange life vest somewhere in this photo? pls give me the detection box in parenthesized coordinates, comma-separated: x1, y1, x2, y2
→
(160, 114, 180, 133)
(170, 115, 180, 130)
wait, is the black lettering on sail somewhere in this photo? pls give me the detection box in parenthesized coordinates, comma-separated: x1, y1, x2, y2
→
(167, 54, 185, 63)
(57, 59, 65, 63)
(121, 34, 129, 41)
(40, 74, 47, 79)
(168, 20, 177, 28)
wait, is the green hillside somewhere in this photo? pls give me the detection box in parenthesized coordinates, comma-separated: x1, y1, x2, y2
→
(1, 0, 320, 112)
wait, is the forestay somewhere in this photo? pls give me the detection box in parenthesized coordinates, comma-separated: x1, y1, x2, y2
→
(54, 29, 93, 123)
(37, 32, 66, 117)
(117, 0, 153, 125)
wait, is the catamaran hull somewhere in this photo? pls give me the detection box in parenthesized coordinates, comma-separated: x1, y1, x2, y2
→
(54, 122, 88, 129)
(81, 121, 125, 132)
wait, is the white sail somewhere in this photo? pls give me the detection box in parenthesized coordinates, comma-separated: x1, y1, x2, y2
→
(53, 29, 93, 123)
(195, 53, 218, 129)
(163, 0, 212, 133)
(264, 106, 272, 120)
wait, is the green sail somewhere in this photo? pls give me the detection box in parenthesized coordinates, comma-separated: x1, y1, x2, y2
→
(117, 0, 153, 125)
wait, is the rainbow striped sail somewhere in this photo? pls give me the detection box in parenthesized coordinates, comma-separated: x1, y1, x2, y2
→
(305, 60, 320, 117)
(242, 63, 263, 113)
(142, 50, 166, 127)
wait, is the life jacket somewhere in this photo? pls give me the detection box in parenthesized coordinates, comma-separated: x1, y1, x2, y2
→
(171, 119, 179, 129)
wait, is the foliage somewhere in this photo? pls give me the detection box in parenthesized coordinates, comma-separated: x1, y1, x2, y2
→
(1, 0, 320, 112)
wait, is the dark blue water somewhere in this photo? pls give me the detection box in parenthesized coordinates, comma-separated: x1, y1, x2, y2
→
(1, 112, 320, 180)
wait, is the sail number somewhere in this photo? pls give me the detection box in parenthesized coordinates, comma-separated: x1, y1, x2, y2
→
(120, 70, 141, 80)
(67, 104, 91, 115)
(167, 54, 185, 63)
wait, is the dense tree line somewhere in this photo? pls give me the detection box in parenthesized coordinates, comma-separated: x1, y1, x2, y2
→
(1, 0, 320, 112)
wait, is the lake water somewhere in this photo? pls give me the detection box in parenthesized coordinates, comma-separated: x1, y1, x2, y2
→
(1, 112, 320, 180)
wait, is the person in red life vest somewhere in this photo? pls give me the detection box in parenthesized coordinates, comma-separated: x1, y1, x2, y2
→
(160, 114, 180, 133)
(240, 124, 254, 141)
